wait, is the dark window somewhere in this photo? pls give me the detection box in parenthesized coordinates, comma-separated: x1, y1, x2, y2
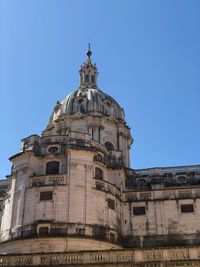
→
(137, 178, 147, 187)
(76, 139, 85, 146)
(91, 75, 95, 83)
(46, 161, 59, 175)
(39, 227, 49, 236)
(177, 176, 187, 184)
(96, 182, 105, 191)
(48, 146, 58, 154)
(181, 204, 194, 213)
(133, 206, 146, 215)
(76, 228, 85, 235)
(40, 191, 53, 201)
(108, 198, 115, 210)
(95, 167, 103, 180)
(105, 141, 114, 150)
(110, 232, 115, 242)
(85, 74, 89, 83)
(80, 104, 85, 113)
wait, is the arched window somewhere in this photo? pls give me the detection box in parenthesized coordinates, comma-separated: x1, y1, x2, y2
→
(105, 141, 114, 150)
(95, 167, 103, 180)
(46, 161, 59, 175)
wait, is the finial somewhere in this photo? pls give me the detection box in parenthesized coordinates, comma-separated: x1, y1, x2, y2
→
(86, 43, 92, 60)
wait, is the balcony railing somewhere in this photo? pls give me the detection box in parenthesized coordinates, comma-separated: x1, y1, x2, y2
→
(0, 246, 199, 266)
(29, 174, 67, 187)
(95, 180, 121, 197)
(124, 188, 200, 202)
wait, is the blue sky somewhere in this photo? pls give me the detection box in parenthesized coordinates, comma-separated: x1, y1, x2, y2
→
(0, 0, 200, 178)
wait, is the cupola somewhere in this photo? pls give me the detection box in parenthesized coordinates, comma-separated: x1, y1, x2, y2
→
(79, 44, 98, 89)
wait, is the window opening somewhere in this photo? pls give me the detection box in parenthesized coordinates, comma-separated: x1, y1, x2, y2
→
(48, 146, 58, 154)
(95, 167, 103, 180)
(133, 206, 146, 215)
(91, 75, 95, 83)
(76, 228, 85, 236)
(108, 198, 115, 210)
(110, 232, 115, 242)
(105, 141, 114, 150)
(85, 74, 89, 83)
(39, 227, 49, 236)
(180, 204, 194, 213)
(40, 191, 53, 201)
(46, 161, 59, 175)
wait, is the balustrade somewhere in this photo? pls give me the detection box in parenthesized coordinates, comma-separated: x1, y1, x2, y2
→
(95, 180, 120, 196)
(0, 247, 198, 266)
(29, 174, 67, 187)
(124, 188, 200, 202)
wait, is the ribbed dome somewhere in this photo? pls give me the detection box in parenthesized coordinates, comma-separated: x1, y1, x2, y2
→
(48, 47, 125, 126)
(49, 87, 125, 124)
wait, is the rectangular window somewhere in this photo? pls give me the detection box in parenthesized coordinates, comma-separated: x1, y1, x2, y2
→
(108, 198, 115, 210)
(91, 75, 95, 83)
(85, 74, 89, 83)
(133, 206, 146, 215)
(39, 227, 49, 236)
(40, 191, 53, 201)
(180, 204, 194, 213)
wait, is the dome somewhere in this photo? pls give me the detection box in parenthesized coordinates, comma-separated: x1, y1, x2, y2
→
(49, 88, 125, 124)
(48, 46, 125, 126)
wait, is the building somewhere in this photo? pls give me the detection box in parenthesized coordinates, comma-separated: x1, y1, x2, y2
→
(0, 48, 200, 266)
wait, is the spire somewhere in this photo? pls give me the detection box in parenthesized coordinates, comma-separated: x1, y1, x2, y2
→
(87, 43, 92, 60)
(79, 44, 98, 90)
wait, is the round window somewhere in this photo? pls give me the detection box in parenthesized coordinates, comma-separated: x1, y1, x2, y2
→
(105, 142, 114, 150)
(136, 178, 147, 187)
(176, 176, 187, 184)
(48, 146, 58, 154)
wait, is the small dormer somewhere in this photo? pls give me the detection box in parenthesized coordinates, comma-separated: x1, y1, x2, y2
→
(79, 44, 98, 89)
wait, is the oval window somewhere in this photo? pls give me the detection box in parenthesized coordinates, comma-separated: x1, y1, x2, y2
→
(177, 176, 187, 184)
(105, 142, 114, 150)
(48, 146, 58, 154)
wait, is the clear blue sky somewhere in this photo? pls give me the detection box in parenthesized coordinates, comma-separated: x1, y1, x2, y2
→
(0, 0, 200, 178)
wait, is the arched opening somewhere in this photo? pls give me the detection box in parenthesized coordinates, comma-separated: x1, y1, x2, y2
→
(46, 161, 59, 175)
(105, 141, 114, 150)
(95, 167, 103, 180)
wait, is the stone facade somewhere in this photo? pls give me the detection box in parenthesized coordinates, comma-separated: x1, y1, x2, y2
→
(0, 48, 200, 265)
